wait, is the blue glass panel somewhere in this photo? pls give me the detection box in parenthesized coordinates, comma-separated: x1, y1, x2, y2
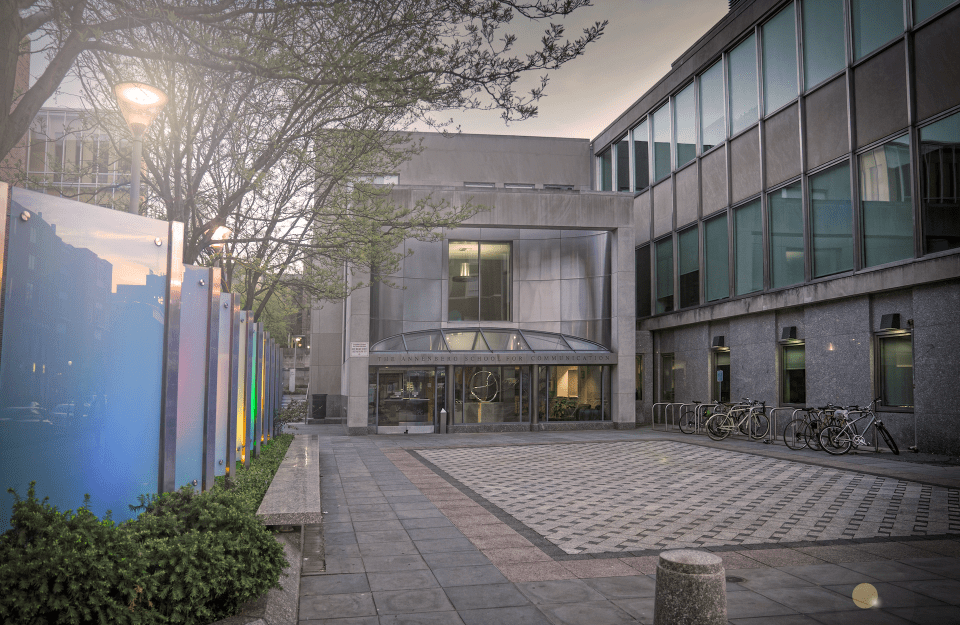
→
(2, 188, 169, 525)
(215, 293, 231, 477)
(175, 266, 209, 489)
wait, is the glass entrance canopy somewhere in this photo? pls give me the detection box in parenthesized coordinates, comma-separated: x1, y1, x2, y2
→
(371, 328, 610, 353)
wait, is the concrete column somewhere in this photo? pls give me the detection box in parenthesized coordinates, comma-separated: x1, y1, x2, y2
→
(344, 268, 371, 435)
(654, 550, 726, 625)
(612, 226, 637, 428)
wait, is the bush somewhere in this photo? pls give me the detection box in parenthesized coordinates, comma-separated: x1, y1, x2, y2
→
(275, 400, 307, 425)
(0, 433, 295, 625)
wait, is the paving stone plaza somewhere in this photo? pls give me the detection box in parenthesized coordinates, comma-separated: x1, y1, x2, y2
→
(295, 426, 960, 624)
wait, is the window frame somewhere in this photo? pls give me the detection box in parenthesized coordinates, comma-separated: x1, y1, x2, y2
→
(874, 330, 915, 412)
(779, 341, 807, 406)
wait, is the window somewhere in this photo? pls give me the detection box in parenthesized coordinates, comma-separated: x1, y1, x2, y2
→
(878, 334, 913, 408)
(655, 237, 674, 313)
(636, 355, 643, 401)
(660, 353, 675, 402)
(919, 112, 960, 253)
(632, 119, 650, 190)
(851, 0, 904, 61)
(464, 181, 495, 188)
(705, 213, 730, 301)
(734, 200, 763, 295)
(810, 162, 853, 277)
(860, 135, 913, 267)
(802, 0, 846, 90)
(616, 136, 630, 192)
(544, 184, 574, 191)
(915, 0, 956, 23)
(678, 226, 700, 308)
(781, 344, 806, 404)
(675, 83, 696, 168)
(542, 365, 610, 421)
(713, 351, 730, 402)
(504, 182, 534, 189)
(598, 148, 612, 191)
(762, 3, 799, 115)
(653, 103, 671, 182)
(636, 244, 652, 318)
(700, 61, 725, 152)
(728, 34, 759, 135)
(448, 241, 511, 322)
(769, 182, 804, 288)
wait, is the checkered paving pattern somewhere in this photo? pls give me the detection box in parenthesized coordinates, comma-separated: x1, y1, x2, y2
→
(417, 441, 960, 555)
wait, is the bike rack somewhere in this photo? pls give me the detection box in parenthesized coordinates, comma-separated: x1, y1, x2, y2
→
(695, 402, 711, 434)
(767, 407, 795, 444)
(652, 403, 670, 431)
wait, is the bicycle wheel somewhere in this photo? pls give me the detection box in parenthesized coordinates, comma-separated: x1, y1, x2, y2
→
(783, 419, 808, 450)
(819, 426, 853, 455)
(877, 424, 900, 455)
(749, 412, 770, 440)
(679, 407, 698, 434)
(706, 414, 730, 441)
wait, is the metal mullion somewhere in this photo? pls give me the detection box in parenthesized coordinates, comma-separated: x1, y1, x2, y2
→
(904, 12, 923, 259)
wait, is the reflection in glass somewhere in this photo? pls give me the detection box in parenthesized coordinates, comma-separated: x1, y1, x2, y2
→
(915, 0, 955, 22)
(705, 214, 730, 301)
(700, 61, 725, 151)
(2, 188, 168, 524)
(653, 103, 671, 182)
(879, 335, 913, 407)
(919, 113, 960, 253)
(617, 136, 630, 192)
(599, 148, 612, 191)
(563, 336, 607, 351)
(480, 242, 511, 321)
(655, 237, 674, 313)
(678, 227, 699, 308)
(523, 333, 570, 351)
(769, 182, 804, 288)
(403, 331, 448, 351)
(661, 354, 675, 402)
(734, 200, 763, 295)
(377, 368, 435, 426)
(444, 330, 488, 351)
(852, 0, 904, 60)
(810, 162, 853, 277)
(675, 83, 696, 168)
(782, 344, 806, 404)
(861, 136, 913, 267)
(633, 119, 650, 190)
(762, 3, 798, 115)
(802, 0, 846, 89)
(454, 366, 529, 423)
(448, 241, 511, 321)
(728, 34, 759, 135)
(372, 335, 406, 351)
(481, 330, 528, 351)
(544, 365, 607, 421)
(449, 241, 479, 321)
(636, 244, 652, 317)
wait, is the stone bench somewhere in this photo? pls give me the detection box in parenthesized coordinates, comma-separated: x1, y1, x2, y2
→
(256, 435, 323, 526)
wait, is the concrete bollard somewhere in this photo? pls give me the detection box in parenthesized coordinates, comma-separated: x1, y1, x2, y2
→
(654, 549, 726, 625)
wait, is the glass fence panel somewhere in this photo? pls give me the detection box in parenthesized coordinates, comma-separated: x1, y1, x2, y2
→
(215, 293, 232, 477)
(176, 266, 209, 489)
(1, 188, 170, 525)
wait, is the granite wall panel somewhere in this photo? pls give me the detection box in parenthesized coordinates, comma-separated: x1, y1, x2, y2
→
(731, 127, 761, 203)
(804, 77, 849, 170)
(764, 104, 801, 188)
(854, 42, 908, 148)
(701, 147, 728, 215)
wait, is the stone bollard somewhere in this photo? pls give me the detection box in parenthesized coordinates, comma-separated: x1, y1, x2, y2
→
(654, 549, 726, 625)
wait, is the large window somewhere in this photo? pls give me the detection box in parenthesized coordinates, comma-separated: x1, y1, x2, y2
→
(675, 83, 696, 168)
(453, 365, 530, 423)
(734, 200, 763, 295)
(802, 0, 846, 90)
(598, 148, 612, 191)
(678, 226, 700, 308)
(655, 237, 674, 313)
(769, 182, 804, 288)
(653, 103, 672, 182)
(728, 34, 759, 135)
(705, 213, 730, 301)
(448, 241, 511, 321)
(700, 60, 726, 152)
(541, 365, 609, 421)
(636, 244, 652, 318)
(851, 0, 904, 61)
(762, 3, 799, 115)
(617, 136, 630, 192)
(810, 162, 853, 277)
(633, 119, 650, 191)
(920, 112, 960, 254)
(781, 344, 806, 405)
(878, 334, 914, 408)
(860, 136, 913, 267)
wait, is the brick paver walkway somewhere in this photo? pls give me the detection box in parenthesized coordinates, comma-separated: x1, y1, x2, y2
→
(295, 425, 960, 624)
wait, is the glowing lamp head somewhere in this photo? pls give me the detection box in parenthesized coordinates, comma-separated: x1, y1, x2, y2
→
(114, 82, 168, 138)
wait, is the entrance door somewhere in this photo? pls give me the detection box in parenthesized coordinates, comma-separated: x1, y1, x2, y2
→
(376, 369, 435, 432)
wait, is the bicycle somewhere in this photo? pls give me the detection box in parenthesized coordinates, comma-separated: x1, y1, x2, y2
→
(706, 398, 769, 441)
(782, 404, 845, 452)
(818, 397, 899, 456)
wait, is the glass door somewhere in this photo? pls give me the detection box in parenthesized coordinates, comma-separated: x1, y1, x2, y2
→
(376, 369, 435, 427)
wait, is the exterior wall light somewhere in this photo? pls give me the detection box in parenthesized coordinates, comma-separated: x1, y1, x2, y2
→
(114, 82, 168, 215)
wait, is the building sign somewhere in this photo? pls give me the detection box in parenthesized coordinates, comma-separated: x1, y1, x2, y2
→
(350, 342, 369, 357)
(369, 352, 617, 366)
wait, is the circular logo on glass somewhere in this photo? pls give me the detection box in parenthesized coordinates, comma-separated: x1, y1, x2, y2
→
(469, 370, 500, 402)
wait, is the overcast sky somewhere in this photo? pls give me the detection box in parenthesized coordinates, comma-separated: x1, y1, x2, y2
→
(38, 0, 729, 141)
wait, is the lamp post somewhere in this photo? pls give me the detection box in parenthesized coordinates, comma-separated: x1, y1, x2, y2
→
(114, 83, 167, 214)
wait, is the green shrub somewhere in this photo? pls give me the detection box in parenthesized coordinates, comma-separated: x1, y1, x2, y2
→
(0, 485, 157, 625)
(276, 400, 307, 425)
(0, 433, 296, 625)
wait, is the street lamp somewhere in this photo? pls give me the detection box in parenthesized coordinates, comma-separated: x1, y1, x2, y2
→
(114, 82, 167, 215)
(289, 335, 305, 392)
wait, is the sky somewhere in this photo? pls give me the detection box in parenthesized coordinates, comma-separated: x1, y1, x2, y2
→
(36, 0, 729, 141)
